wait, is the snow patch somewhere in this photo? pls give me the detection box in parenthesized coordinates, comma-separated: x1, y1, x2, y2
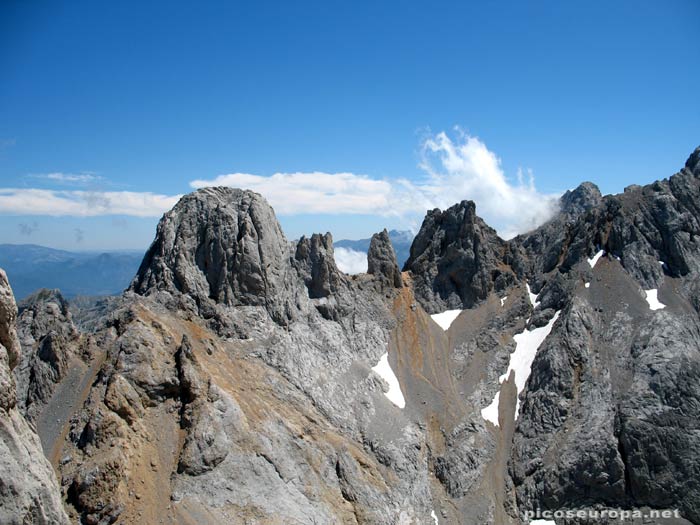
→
(504, 311, 562, 408)
(644, 289, 666, 311)
(431, 309, 462, 331)
(587, 249, 604, 268)
(431, 509, 439, 524)
(584, 282, 590, 288)
(482, 311, 561, 425)
(481, 391, 501, 426)
(371, 352, 406, 408)
(526, 283, 540, 308)
(530, 521, 557, 525)
(500, 296, 508, 307)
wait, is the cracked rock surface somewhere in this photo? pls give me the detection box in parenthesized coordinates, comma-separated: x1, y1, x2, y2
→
(0, 270, 70, 525)
(2, 148, 700, 524)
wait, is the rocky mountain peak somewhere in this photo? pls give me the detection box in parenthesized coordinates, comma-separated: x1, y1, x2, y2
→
(404, 200, 516, 313)
(559, 181, 602, 216)
(130, 187, 297, 323)
(367, 229, 403, 289)
(293, 232, 345, 299)
(686, 145, 700, 173)
(17, 288, 76, 343)
(13, 287, 82, 424)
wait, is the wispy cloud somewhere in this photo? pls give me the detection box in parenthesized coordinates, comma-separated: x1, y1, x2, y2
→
(74, 227, 85, 243)
(18, 221, 39, 236)
(0, 139, 16, 152)
(0, 189, 181, 217)
(27, 171, 106, 187)
(112, 217, 129, 229)
(34, 172, 103, 184)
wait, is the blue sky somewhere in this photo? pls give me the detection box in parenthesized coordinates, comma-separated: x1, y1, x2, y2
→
(1, 0, 699, 250)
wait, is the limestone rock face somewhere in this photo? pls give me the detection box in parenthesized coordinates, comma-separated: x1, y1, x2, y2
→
(401, 147, 700, 523)
(0, 271, 20, 374)
(5, 146, 700, 525)
(516, 182, 603, 280)
(293, 232, 346, 298)
(559, 181, 603, 216)
(131, 187, 298, 324)
(507, 149, 700, 524)
(14, 289, 83, 423)
(403, 200, 517, 313)
(0, 270, 70, 525)
(367, 229, 403, 289)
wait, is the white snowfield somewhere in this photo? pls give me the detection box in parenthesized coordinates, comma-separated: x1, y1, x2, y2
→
(585, 282, 590, 288)
(431, 309, 462, 331)
(481, 311, 562, 426)
(644, 289, 666, 311)
(431, 509, 439, 524)
(371, 352, 406, 408)
(500, 296, 508, 306)
(481, 391, 501, 426)
(587, 249, 605, 268)
(530, 520, 556, 525)
(526, 283, 540, 308)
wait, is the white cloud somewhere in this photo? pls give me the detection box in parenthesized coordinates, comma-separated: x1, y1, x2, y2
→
(191, 131, 559, 238)
(37, 172, 102, 184)
(191, 172, 394, 215)
(0, 189, 181, 217)
(334, 247, 368, 274)
(411, 131, 559, 238)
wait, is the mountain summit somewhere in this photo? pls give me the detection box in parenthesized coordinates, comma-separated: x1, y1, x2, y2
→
(1, 147, 699, 524)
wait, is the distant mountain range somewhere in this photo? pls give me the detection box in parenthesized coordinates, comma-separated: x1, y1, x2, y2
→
(0, 232, 414, 300)
(0, 244, 144, 300)
(335, 229, 413, 268)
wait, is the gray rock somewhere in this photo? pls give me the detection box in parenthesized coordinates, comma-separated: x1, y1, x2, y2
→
(0, 269, 70, 525)
(402, 148, 700, 524)
(560, 182, 603, 217)
(13, 289, 83, 423)
(507, 149, 700, 524)
(404, 200, 517, 313)
(367, 229, 403, 289)
(131, 187, 299, 325)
